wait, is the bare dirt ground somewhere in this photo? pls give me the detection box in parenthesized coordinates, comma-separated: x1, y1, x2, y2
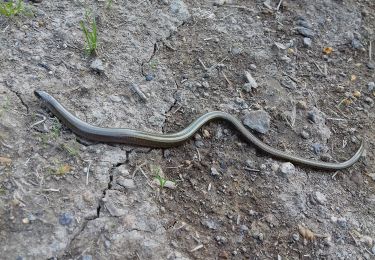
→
(1, 0, 375, 259)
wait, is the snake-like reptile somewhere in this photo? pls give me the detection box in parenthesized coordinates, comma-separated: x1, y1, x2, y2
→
(34, 90, 364, 170)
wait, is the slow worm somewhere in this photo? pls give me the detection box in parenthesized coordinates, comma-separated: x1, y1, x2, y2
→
(34, 90, 364, 170)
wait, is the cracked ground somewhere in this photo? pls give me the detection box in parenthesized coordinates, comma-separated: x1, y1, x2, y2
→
(1, 0, 375, 259)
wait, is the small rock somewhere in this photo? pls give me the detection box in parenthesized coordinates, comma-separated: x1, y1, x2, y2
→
(337, 217, 347, 228)
(117, 177, 136, 189)
(250, 64, 257, 70)
(279, 162, 295, 175)
(202, 129, 211, 138)
(201, 219, 219, 230)
(297, 19, 312, 29)
(109, 95, 122, 102)
(351, 38, 363, 49)
(211, 167, 220, 176)
(367, 62, 375, 70)
(296, 27, 315, 38)
(81, 255, 93, 260)
(301, 130, 310, 139)
(297, 100, 307, 110)
(258, 233, 264, 241)
(303, 37, 312, 47)
(368, 82, 375, 92)
(314, 191, 327, 205)
(364, 97, 374, 105)
(117, 165, 130, 176)
(244, 71, 258, 89)
(307, 111, 317, 123)
(145, 74, 154, 81)
(28, 214, 36, 221)
(170, 0, 190, 22)
(271, 163, 279, 172)
(59, 212, 74, 226)
(239, 225, 249, 234)
(292, 233, 300, 241)
(320, 153, 331, 162)
(371, 244, 375, 255)
(215, 236, 228, 245)
(195, 140, 204, 148)
(22, 218, 30, 224)
(243, 110, 271, 134)
(360, 236, 373, 247)
(90, 58, 104, 73)
(312, 143, 322, 155)
(245, 159, 254, 168)
(194, 133, 202, 140)
(242, 83, 253, 93)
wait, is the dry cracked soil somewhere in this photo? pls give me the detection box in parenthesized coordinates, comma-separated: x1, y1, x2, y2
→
(1, 0, 375, 259)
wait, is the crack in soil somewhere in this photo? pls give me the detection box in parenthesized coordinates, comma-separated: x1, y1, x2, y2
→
(61, 157, 129, 258)
(3, 82, 29, 113)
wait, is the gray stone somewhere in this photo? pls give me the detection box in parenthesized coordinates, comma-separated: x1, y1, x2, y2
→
(292, 233, 300, 241)
(210, 167, 220, 176)
(368, 82, 375, 92)
(312, 143, 323, 155)
(303, 37, 312, 47)
(279, 162, 295, 175)
(371, 244, 375, 255)
(243, 110, 271, 134)
(201, 219, 219, 230)
(215, 235, 227, 245)
(109, 95, 122, 102)
(296, 27, 315, 38)
(90, 58, 104, 73)
(117, 177, 136, 189)
(297, 20, 312, 29)
(81, 255, 93, 260)
(170, 0, 190, 22)
(351, 38, 363, 49)
(301, 130, 310, 139)
(367, 62, 375, 70)
(314, 191, 327, 205)
(59, 212, 74, 226)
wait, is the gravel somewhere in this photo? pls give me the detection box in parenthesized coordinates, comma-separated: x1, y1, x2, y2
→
(242, 110, 271, 134)
(279, 162, 295, 176)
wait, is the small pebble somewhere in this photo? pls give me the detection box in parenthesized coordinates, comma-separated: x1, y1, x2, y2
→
(368, 82, 375, 92)
(297, 19, 312, 29)
(296, 27, 315, 38)
(211, 167, 220, 176)
(279, 162, 295, 175)
(215, 236, 228, 245)
(59, 212, 74, 226)
(301, 130, 310, 139)
(364, 97, 374, 105)
(303, 37, 312, 47)
(307, 111, 317, 123)
(314, 191, 327, 205)
(371, 244, 375, 255)
(22, 218, 30, 224)
(292, 233, 300, 241)
(117, 177, 136, 189)
(145, 74, 154, 81)
(90, 58, 104, 73)
(351, 38, 363, 49)
(367, 62, 375, 70)
(202, 129, 211, 138)
(243, 110, 271, 134)
(250, 64, 257, 70)
(271, 163, 279, 172)
(297, 100, 307, 109)
(312, 143, 322, 155)
(337, 217, 347, 228)
(81, 255, 93, 260)
(195, 140, 204, 148)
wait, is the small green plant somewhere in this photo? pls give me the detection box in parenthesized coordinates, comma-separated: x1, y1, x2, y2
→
(149, 59, 159, 70)
(105, 0, 113, 9)
(0, 0, 32, 17)
(80, 10, 98, 55)
(155, 174, 168, 188)
(50, 120, 61, 139)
